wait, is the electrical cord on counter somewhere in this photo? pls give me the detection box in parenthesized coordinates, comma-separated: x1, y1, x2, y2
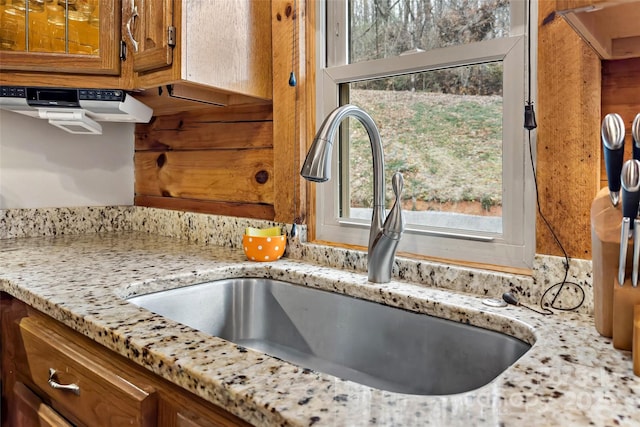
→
(523, 0, 585, 314)
(502, 291, 553, 315)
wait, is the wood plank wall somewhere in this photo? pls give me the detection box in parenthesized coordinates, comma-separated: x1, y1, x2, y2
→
(134, 104, 277, 219)
(271, 0, 312, 226)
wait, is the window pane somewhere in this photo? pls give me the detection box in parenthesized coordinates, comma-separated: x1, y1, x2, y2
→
(342, 62, 503, 234)
(349, 0, 511, 63)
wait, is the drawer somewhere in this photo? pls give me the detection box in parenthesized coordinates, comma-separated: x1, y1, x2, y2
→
(18, 316, 157, 427)
(12, 381, 73, 427)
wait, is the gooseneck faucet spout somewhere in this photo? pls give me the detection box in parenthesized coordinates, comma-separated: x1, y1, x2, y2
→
(301, 104, 405, 283)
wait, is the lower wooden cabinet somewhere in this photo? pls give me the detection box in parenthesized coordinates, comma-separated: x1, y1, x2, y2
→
(0, 293, 251, 427)
(11, 381, 72, 427)
(18, 315, 158, 426)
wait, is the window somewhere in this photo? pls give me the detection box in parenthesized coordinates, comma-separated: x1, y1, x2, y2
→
(315, 0, 535, 269)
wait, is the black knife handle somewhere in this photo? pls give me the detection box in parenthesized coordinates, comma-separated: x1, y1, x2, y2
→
(604, 146, 624, 192)
(622, 187, 640, 224)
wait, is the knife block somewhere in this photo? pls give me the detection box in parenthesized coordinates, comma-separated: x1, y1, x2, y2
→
(591, 187, 634, 337)
(612, 280, 640, 350)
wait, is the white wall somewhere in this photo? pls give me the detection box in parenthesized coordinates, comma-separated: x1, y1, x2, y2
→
(0, 110, 135, 209)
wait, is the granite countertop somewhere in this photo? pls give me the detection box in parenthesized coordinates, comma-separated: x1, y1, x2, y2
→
(0, 227, 638, 426)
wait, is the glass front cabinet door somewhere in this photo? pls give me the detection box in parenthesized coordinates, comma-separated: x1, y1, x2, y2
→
(0, 0, 120, 75)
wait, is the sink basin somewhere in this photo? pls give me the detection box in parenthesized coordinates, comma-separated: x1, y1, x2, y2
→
(128, 278, 530, 395)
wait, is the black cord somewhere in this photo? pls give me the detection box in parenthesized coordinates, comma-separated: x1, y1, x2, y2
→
(524, 0, 585, 314)
(527, 130, 585, 313)
(503, 292, 553, 315)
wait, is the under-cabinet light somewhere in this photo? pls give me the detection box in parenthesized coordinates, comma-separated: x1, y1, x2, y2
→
(38, 109, 103, 135)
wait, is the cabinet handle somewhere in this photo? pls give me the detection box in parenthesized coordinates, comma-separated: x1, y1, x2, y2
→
(48, 368, 80, 395)
(125, 1, 139, 53)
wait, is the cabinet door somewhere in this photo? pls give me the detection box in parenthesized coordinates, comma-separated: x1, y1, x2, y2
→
(123, 0, 174, 73)
(11, 382, 73, 427)
(0, 0, 121, 75)
(18, 316, 158, 427)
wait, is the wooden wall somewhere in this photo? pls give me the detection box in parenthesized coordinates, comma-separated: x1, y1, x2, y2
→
(536, 1, 600, 259)
(134, 104, 276, 219)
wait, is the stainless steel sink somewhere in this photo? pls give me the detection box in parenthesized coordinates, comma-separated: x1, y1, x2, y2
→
(128, 278, 530, 395)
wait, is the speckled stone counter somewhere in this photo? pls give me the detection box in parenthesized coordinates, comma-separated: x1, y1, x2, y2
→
(1, 207, 637, 426)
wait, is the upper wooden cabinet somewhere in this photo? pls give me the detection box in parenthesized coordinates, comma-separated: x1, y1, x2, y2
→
(133, 0, 273, 110)
(123, 0, 174, 74)
(557, 0, 640, 59)
(0, 0, 273, 113)
(0, 0, 121, 75)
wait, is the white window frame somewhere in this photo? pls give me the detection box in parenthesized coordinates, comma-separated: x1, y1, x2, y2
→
(314, 0, 536, 269)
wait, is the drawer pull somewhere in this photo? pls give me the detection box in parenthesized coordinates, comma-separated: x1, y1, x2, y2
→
(48, 368, 80, 395)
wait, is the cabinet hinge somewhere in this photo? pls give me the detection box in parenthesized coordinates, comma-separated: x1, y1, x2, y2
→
(120, 40, 127, 60)
(167, 26, 176, 47)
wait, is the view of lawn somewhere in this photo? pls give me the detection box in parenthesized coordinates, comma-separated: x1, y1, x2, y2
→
(347, 89, 503, 216)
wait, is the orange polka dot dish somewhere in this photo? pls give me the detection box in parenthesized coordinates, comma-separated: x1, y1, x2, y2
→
(243, 227, 286, 262)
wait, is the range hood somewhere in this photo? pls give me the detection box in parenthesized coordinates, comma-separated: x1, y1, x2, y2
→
(0, 86, 153, 135)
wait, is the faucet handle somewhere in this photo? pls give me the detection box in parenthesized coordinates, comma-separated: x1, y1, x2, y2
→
(392, 172, 403, 197)
(383, 172, 405, 239)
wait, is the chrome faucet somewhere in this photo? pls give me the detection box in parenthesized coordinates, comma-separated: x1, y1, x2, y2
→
(301, 104, 405, 283)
